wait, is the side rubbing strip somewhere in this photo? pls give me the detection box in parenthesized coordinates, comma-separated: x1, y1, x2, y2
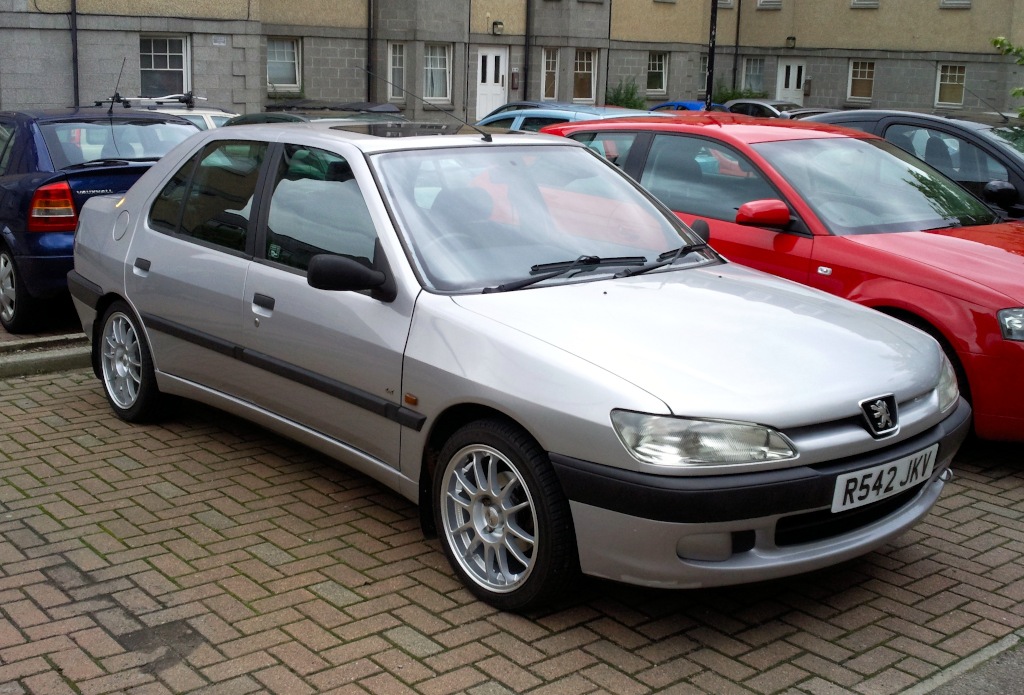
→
(140, 313, 426, 431)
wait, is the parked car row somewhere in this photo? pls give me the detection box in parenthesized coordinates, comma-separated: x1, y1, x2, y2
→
(543, 112, 1024, 441)
(68, 119, 969, 611)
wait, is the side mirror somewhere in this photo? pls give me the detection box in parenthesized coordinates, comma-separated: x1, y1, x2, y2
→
(983, 180, 1018, 210)
(688, 218, 711, 243)
(307, 253, 396, 302)
(735, 199, 791, 228)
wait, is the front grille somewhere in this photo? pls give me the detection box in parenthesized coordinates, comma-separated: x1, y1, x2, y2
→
(774, 487, 918, 547)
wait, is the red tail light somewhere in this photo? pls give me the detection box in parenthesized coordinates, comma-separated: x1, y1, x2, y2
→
(27, 181, 78, 233)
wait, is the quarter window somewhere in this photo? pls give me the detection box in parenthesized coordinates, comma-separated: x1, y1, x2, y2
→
(267, 38, 300, 91)
(936, 64, 966, 106)
(0, 123, 17, 175)
(149, 141, 267, 253)
(647, 52, 668, 95)
(424, 44, 452, 102)
(574, 49, 596, 102)
(848, 60, 874, 100)
(543, 48, 559, 100)
(140, 36, 189, 97)
(266, 145, 376, 272)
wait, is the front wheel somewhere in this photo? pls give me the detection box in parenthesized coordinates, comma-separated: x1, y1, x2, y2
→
(98, 301, 161, 422)
(433, 419, 578, 611)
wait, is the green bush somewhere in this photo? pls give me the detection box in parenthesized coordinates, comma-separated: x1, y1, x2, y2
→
(605, 78, 647, 109)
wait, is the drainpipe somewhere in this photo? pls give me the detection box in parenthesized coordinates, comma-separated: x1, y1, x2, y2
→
(71, 0, 80, 107)
(705, 0, 717, 109)
(731, 0, 742, 90)
(366, 0, 373, 100)
(523, 0, 532, 100)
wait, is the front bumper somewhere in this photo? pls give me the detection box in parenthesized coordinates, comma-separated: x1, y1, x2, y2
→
(550, 399, 971, 589)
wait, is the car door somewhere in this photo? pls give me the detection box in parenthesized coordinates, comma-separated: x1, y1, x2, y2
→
(238, 142, 408, 466)
(630, 132, 816, 284)
(877, 118, 1024, 216)
(126, 138, 268, 394)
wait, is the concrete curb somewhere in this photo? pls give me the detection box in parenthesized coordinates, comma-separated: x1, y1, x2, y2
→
(0, 333, 91, 378)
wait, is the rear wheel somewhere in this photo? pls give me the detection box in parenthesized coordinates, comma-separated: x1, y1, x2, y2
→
(0, 245, 40, 334)
(433, 419, 578, 611)
(98, 301, 161, 422)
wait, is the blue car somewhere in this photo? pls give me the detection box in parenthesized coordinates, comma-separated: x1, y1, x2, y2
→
(650, 100, 728, 112)
(0, 108, 198, 332)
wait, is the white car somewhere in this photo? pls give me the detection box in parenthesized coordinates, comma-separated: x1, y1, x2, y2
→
(68, 122, 970, 610)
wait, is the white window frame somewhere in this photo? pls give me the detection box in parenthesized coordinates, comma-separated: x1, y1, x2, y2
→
(424, 43, 452, 103)
(742, 57, 765, 93)
(850, 0, 879, 7)
(267, 37, 301, 92)
(935, 63, 966, 106)
(647, 52, 668, 96)
(757, 0, 782, 8)
(388, 42, 406, 101)
(543, 48, 559, 100)
(698, 54, 709, 94)
(573, 49, 596, 103)
(939, 0, 971, 7)
(140, 35, 191, 98)
(848, 60, 874, 101)
(718, 0, 735, 7)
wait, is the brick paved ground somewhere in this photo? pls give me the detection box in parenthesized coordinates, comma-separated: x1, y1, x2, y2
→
(0, 368, 1021, 695)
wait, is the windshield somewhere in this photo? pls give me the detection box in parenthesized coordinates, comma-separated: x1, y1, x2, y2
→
(752, 137, 997, 234)
(40, 119, 198, 168)
(375, 144, 710, 291)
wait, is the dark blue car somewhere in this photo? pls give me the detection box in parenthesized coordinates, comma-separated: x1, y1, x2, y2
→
(0, 108, 198, 333)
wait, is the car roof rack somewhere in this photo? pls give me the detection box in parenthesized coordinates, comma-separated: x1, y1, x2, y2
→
(93, 92, 207, 110)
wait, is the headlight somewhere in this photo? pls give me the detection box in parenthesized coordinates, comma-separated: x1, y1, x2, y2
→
(998, 308, 1024, 341)
(936, 352, 959, 412)
(610, 410, 797, 466)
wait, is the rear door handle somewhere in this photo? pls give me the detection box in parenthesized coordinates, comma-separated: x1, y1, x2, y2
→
(133, 257, 151, 276)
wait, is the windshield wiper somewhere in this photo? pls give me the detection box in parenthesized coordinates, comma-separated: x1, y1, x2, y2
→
(614, 242, 709, 278)
(482, 255, 647, 293)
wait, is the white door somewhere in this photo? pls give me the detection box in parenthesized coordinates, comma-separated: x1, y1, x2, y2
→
(475, 47, 508, 119)
(776, 60, 806, 105)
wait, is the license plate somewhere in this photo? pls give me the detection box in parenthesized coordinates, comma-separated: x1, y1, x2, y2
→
(831, 444, 938, 513)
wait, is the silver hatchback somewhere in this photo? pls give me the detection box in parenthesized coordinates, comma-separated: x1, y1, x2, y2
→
(69, 123, 971, 610)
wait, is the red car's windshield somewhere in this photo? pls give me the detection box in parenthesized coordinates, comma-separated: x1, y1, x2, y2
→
(752, 137, 997, 235)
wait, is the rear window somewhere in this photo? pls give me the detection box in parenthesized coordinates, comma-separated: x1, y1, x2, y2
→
(40, 118, 197, 169)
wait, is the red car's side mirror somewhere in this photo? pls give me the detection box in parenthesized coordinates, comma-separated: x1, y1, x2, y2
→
(736, 199, 791, 228)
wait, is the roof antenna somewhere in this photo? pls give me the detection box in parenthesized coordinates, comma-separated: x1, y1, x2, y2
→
(104, 56, 128, 115)
(962, 85, 1010, 123)
(360, 67, 493, 142)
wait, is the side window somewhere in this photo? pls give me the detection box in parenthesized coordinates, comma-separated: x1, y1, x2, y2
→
(568, 131, 639, 169)
(519, 117, 568, 132)
(640, 134, 777, 221)
(265, 145, 376, 272)
(483, 116, 517, 129)
(886, 124, 1007, 187)
(149, 140, 266, 252)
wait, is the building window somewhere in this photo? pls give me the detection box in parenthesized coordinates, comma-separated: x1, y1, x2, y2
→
(543, 48, 559, 100)
(742, 58, 765, 93)
(267, 38, 300, 91)
(698, 54, 709, 93)
(140, 36, 189, 97)
(424, 44, 452, 102)
(848, 60, 874, 100)
(574, 49, 596, 102)
(647, 53, 668, 95)
(389, 43, 406, 100)
(936, 64, 966, 106)
(757, 0, 782, 8)
(939, 0, 970, 7)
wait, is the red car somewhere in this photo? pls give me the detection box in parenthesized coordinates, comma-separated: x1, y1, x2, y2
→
(544, 113, 1024, 441)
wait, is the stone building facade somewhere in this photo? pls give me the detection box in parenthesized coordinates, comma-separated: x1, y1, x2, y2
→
(1, 0, 1021, 121)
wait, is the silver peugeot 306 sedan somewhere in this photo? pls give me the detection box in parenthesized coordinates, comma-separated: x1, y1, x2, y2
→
(67, 121, 971, 611)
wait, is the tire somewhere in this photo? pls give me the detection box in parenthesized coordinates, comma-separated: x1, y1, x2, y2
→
(433, 419, 578, 611)
(97, 301, 161, 422)
(0, 245, 40, 334)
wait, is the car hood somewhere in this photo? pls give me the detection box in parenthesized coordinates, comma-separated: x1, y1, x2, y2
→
(451, 263, 939, 427)
(844, 222, 1024, 303)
